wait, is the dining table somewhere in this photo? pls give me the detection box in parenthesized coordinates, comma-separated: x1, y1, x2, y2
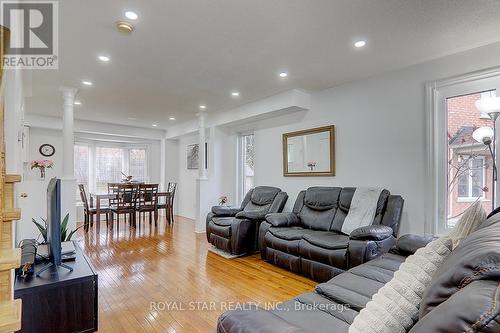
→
(89, 190, 171, 231)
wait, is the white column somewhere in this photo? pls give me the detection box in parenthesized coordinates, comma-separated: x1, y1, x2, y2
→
(60, 86, 78, 178)
(197, 111, 207, 180)
(60, 86, 78, 232)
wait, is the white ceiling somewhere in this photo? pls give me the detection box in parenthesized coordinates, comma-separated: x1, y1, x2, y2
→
(24, 0, 500, 129)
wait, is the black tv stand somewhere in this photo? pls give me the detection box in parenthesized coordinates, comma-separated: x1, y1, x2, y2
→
(15, 241, 98, 333)
(35, 261, 74, 277)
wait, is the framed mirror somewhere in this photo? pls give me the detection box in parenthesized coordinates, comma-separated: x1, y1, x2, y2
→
(283, 125, 335, 177)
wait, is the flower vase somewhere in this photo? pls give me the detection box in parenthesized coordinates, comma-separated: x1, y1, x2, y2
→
(40, 167, 46, 180)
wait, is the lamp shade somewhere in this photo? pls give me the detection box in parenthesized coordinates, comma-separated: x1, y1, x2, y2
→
(475, 96, 500, 114)
(472, 126, 494, 144)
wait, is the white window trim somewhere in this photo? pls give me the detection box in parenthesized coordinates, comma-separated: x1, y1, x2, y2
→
(74, 140, 151, 199)
(237, 132, 254, 203)
(425, 66, 500, 235)
(456, 156, 485, 200)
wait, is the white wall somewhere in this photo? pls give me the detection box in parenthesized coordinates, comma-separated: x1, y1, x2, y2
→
(170, 42, 500, 236)
(175, 133, 199, 219)
(253, 42, 500, 235)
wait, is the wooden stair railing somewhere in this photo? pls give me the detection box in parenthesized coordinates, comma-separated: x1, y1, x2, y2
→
(0, 25, 22, 333)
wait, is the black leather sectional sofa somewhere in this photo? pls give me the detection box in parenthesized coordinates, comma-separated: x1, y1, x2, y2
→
(217, 215, 500, 332)
(259, 187, 404, 281)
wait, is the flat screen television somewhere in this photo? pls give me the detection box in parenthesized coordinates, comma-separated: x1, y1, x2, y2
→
(46, 177, 62, 265)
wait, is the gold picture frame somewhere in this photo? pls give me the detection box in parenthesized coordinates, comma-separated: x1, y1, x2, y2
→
(283, 125, 335, 177)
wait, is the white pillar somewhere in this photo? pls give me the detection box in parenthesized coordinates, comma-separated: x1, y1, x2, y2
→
(197, 111, 207, 180)
(60, 86, 77, 178)
(59, 86, 78, 232)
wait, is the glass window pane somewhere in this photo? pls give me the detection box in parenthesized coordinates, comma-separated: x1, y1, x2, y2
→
(74, 144, 89, 199)
(129, 149, 146, 182)
(242, 134, 255, 196)
(95, 147, 123, 193)
(471, 158, 484, 197)
(447, 91, 494, 227)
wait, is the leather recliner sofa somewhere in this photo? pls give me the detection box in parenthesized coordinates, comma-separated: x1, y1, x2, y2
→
(217, 214, 500, 332)
(260, 187, 404, 281)
(206, 186, 288, 255)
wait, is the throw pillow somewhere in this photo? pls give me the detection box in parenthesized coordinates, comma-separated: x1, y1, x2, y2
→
(447, 201, 486, 249)
(348, 236, 453, 333)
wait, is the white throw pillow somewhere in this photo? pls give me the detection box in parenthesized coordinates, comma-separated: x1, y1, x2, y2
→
(348, 236, 453, 333)
(448, 201, 486, 249)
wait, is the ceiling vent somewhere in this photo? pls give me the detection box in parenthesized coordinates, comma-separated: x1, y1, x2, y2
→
(116, 21, 134, 34)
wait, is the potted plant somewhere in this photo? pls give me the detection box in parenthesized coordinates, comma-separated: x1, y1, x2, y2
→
(30, 159, 54, 180)
(32, 213, 82, 243)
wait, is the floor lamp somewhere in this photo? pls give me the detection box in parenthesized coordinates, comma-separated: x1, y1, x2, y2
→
(473, 97, 500, 210)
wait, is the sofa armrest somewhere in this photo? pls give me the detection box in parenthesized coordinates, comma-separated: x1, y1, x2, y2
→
(265, 212, 300, 227)
(212, 206, 242, 217)
(347, 236, 396, 269)
(349, 225, 394, 241)
(236, 210, 267, 220)
(392, 234, 434, 256)
(217, 309, 305, 333)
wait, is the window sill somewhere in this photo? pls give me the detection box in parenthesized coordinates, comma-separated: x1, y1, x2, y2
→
(456, 198, 488, 203)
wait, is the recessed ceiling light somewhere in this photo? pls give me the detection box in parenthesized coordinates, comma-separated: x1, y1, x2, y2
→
(125, 11, 138, 20)
(98, 55, 110, 62)
(74, 101, 82, 105)
(354, 40, 366, 48)
(169, 117, 175, 120)
(279, 72, 288, 78)
(199, 105, 206, 110)
(127, 117, 136, 120)
(82, 80, 93, 86)
(231, 91, 240, 97)
(152, 123, 158, 127)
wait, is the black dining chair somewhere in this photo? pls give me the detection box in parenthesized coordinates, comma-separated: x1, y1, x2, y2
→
(158, 182, 177, 224)
(110, 184, 137, 229)
(136, 183, 159, 226)
(79, 184, 110, 231)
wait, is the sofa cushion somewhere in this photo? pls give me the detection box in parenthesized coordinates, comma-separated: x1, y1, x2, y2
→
(419, 213, 500, 318)
(315, 253, 405, 311)
(268, 226, 317, 241)
(303, 187, 341, 211)
(212, 217, 234, 227)
(270, 292, 356, 333)
(350, 237, 452, 333)
(409, 279, 500, 333)
(302, 232, 349, 250)
(249, 186, 280, 206)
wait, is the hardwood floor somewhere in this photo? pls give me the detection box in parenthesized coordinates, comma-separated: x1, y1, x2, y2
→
(76, 215, 316, 332)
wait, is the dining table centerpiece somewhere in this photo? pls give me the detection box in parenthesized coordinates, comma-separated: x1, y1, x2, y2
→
(31, 159, 54, 180)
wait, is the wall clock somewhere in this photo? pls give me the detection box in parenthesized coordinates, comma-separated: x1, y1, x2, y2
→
(39, 144, 55, 157)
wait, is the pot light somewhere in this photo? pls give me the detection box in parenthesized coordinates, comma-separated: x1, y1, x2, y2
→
(152, 123, 158, 127)
(231, 91, 240, 97)
(125, 11, 138, 20)
(82, 80, 93, 86)
(354, 40, 366, 48)
(279, 72, 288, 78)
(199, 105, 206, 110)
(169, 117, 176, 120)
(98, 55, 110, 62)
(74, 101, 82, 105)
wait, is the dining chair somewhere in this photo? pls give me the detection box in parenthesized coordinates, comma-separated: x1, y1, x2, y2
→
(158, 182, 177, 224)
(110, 184, 137, 229)
(107, 183, 120, 206)
(136, 183, 159, 226)
(79, 184, 110, 232)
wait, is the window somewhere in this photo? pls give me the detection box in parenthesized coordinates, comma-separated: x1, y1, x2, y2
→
(456, 156, 485, 199)
(74, 144, 90, 198)
(239, 134, 255, 200)
(74, 143, 148, 197)
(446, 92, 494, 229)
